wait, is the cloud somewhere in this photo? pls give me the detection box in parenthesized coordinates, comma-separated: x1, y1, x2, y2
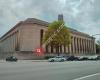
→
(0, 0, 100, 40)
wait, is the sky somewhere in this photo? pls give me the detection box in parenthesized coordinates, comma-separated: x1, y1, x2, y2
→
(0, 0, 100, 40)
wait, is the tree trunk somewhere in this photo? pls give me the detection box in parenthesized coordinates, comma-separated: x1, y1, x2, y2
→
(58, 46, 59, 56)
(64, 44, 66, 53)
(56, 46, 60, 56)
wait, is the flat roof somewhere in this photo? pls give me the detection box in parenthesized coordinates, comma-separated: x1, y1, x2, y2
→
(0, 18, 94, 41)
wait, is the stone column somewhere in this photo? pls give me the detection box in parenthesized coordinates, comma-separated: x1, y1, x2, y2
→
(86, 40, 88, 54)
(74, 37, 76, 55)
(10, 36, 12, 52)
(94, 43, 96, 54)
(81, 39, 84, 54)
(13, 35, 15, 52)
(83, 39, 86, 54)
(17, 31, 20, 51)
(81, 38, 83, 55)
(45, 45, 48, 53)
(72, 36, 75, 55)
(86, 39, 88, 54)
(88, 40, 90, 54)
(69, 36, 73, 55)
(73, 37, 76, 55)
(53, 47, 56, 53)
(48, 45, 51, 53)
(7, 37, 9, 52)
(88, 40, 91, 54)
(60, 45, 62, 53)
(5, 38, 8, 52)
(66, 46, 68, 54)
(93, 39, 96, 54)
(76, 38, 79, 55)
(51, 45, 53, 53)
(81, 39, 83, 54)
(80, 38, 82, 54)
(85, 39, 88, 54)
(91, 40, 93, 54)
(15, 32, 19, 51)
(67, 44, 71, 55)
(75, 37, 78, 55)
(62, 45, 64, 53)
(14, 33, 16, 51)
(64, 45, 66, 53)
(90, 40, 92, 54)
(78, 38, 81, 55)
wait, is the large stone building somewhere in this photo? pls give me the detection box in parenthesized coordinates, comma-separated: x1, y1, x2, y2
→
(0, 15, 96, 59)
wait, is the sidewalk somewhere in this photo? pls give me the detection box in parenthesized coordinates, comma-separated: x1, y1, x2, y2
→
(0, 60, 48, 63)
(0, 60, 6, 63)
(19, 60, 48, 62)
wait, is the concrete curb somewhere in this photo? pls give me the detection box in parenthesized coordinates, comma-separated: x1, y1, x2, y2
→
(0, 60, 6, 63)
(18, 60, 48, 62)
(0, 60, 48, 63)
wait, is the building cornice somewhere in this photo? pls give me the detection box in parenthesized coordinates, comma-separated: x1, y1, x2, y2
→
(0, 18, 94, 41)
(0, 21, 23, 41)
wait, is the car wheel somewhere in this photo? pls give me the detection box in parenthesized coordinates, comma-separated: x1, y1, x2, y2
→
(50, 59, 54, 62)
(60, 59, 64, 62)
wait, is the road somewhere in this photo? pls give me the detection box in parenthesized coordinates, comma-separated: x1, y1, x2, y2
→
(0, 60, 100, 80)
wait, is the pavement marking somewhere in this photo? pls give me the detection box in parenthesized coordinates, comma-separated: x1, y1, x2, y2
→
(73, 73, 100, 80)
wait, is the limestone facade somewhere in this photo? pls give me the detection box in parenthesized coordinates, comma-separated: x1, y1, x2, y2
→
(0, 18, 96, 59)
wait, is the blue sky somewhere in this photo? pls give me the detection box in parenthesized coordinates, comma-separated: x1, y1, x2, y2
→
(0, 0, 100, 40)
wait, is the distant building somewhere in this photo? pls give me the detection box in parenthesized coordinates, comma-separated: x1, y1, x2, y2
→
(0, 15, 96, 59)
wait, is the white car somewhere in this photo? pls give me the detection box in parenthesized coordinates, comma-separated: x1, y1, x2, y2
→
(48, 56, 66, 62)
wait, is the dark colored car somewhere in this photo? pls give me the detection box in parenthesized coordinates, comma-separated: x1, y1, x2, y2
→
(6, 56, 18, 62)
(67, 55, 79, 61)
(79, 57, 89, 61)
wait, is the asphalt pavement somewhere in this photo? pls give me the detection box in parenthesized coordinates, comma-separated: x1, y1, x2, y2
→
(0, 60, 100, 80)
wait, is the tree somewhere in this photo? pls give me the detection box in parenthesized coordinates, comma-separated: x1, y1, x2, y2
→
(96, 39, 100, 54)
(97, 39, 100, 45)
(43, 20, 71, 55)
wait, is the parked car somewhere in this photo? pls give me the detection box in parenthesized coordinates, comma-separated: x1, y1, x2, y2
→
(95, 55, 100, 60)
(79, 57, 89, 61)
(79, 55, 100, 61)
(48, 56, 66, 62)
(66, 55, 79, 61)
(6, 56, 18, 62)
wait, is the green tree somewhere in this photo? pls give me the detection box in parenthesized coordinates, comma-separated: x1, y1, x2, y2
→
(43, 21, 71, 55)
(97, 39, 100, 45)
(96, 39, 100, 54)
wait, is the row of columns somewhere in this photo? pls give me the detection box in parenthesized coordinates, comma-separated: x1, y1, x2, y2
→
(0, 31, 19, 52)
(70, 36, 96, 55)
(45, 36, 96, 55)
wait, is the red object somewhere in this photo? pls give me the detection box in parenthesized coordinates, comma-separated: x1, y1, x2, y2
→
(36, 47, 44, 56)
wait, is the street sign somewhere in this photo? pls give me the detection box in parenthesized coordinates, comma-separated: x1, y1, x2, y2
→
(36, 47, 44, 56)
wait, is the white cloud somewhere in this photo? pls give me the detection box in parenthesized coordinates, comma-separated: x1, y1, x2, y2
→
(0, 0, 100, 40)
